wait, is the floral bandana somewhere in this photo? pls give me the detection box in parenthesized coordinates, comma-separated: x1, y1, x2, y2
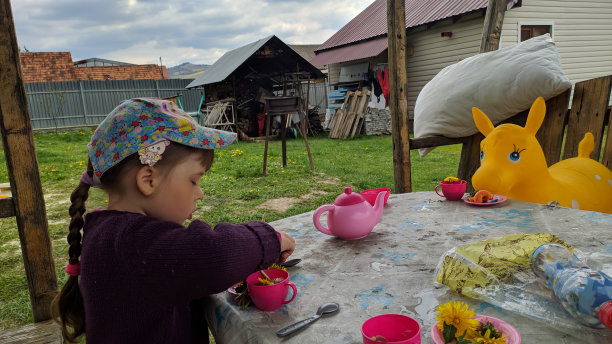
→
(88, 98, 237, 176)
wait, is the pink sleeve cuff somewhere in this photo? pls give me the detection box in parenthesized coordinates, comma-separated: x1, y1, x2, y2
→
(276, 231, 282, 245)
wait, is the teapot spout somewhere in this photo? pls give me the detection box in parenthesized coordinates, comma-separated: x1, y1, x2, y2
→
(372, 190, 388, 219)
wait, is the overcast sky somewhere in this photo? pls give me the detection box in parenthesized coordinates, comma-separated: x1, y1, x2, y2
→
(12, 0, 373, 67)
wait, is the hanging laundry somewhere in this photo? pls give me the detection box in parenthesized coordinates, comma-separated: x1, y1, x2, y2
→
(372, 72, 383, 102)
(377, 65, 390, 105)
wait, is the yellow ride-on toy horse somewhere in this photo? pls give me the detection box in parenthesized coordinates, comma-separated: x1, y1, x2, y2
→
(471, 97, 612, 213)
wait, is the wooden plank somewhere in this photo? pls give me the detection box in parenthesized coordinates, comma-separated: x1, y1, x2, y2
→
(410, 136, 465, 150)
(351, 90, 372, 138)
(342, 91, 360, 138)
(537, 90, 571, 166)
(563, 75, 612, 160)
(0, 0, 58, 321)
(342, 91, 362, 138)
(603, 106, 612, 170)
(331, 91, 355, 138)
(458, 0, 506, 192)
(0, 319, 63, 344)
(0, 196, 16, 218)
(387, 0, 412, 193)
(330, 92, 352, 138)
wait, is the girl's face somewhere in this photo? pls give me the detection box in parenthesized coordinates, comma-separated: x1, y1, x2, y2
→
(147, 152, 206, 224)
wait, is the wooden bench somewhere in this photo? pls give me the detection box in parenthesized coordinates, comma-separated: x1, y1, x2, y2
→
(408, 74, 612, 192)
(0, 320, 63, 344)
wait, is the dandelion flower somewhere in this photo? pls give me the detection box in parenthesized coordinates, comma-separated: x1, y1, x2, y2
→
(435, 301, 479, 338)
(444, 176, 460, 183)
(470, 328, 507, 344)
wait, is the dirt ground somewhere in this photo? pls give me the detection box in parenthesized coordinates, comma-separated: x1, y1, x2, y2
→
(255, 190, 328, 213)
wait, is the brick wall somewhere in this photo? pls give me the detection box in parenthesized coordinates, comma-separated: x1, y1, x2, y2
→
(19, 52, 168, 83)
(363, 107, 392, 135)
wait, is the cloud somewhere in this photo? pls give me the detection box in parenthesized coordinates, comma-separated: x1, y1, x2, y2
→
(12, 0, 374, 67)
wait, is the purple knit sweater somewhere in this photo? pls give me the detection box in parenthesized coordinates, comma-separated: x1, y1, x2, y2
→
(80, 210, 280, 343)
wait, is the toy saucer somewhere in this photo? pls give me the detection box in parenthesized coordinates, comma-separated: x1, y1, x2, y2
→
(431, 314, 520, 343)
(464, 194, 507, 206)
(227, 283, 240, 297)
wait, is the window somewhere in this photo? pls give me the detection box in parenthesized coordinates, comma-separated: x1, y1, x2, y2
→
(520, 24, 552, 41)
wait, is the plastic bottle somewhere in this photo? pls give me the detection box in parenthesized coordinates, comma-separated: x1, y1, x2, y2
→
(529, 243, 612, 330)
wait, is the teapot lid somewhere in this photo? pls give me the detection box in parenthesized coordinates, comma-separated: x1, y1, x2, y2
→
(334, 187, 365, 206)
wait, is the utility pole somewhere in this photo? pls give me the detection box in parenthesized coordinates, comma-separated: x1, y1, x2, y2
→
(387, 0, 411, 193)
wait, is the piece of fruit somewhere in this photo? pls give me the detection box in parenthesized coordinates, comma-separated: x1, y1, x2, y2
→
(473, 190, 493, 203)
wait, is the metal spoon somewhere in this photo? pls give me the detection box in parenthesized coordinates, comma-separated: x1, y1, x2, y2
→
(279, 258, 302, 268)
(276, 302, 339, 337)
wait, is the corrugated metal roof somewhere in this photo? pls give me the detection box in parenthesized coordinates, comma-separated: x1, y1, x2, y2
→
(186, 36, 323, 89)
(309, 37, 388, 67)
(316, 0, 487, 52)
(186, 36, 274, 89)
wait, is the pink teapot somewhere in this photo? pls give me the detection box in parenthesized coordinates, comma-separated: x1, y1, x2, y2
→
(313, 187, 387, 240)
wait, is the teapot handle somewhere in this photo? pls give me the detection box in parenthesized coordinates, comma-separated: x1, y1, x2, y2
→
(313, 205, 334, 236)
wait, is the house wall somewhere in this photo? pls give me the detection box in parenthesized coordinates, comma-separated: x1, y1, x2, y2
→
(404, 13, 483, 116)
(501, 0, 612, 82)
(325, 0, 612, 119)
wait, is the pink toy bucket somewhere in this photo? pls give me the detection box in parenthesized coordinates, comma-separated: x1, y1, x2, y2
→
(362, 314, 421, 343)
(361, 188, 391, 206)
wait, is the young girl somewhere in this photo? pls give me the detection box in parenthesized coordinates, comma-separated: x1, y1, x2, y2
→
(51, 98, 295, 343)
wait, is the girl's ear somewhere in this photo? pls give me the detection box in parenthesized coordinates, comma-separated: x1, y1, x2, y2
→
(135, 165, 157, 196)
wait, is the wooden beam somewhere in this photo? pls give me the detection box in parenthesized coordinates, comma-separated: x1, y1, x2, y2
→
(387, 0, 411, 193)
(0, 0, 57, 321)
(457, 0, 507, 192)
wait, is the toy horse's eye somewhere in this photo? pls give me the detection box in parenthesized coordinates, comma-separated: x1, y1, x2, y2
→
(508, 151, 520, 163)
(508, 145, 524, 163)
(480, 151, 485, 161)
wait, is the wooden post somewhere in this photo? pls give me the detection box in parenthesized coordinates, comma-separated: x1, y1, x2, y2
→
(457, 0, 506, 192)
(0, 0, 57, 321)
(387, 0, 411, 193)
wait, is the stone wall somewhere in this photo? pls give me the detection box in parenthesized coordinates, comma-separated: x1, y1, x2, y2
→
(363, 107, 391, 135)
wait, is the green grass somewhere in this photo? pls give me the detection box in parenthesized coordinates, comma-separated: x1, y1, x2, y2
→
(0, 130, 461, 330)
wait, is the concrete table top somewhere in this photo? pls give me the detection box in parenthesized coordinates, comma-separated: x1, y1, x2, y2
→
(204, 191, 612, 343)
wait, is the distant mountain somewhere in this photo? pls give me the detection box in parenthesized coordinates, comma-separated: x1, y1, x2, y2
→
(168, 62, 209, 79)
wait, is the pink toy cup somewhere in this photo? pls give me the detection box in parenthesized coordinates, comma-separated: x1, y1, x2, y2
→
(434, 180, 466, 201)
(246, 269, 297, 312)
(362, 314, 421, 344)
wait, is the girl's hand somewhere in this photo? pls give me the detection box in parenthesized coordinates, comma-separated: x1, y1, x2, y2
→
(277, 231, 295, 262)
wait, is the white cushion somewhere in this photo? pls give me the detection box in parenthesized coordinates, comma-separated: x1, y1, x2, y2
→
(413, 34, 571, 157)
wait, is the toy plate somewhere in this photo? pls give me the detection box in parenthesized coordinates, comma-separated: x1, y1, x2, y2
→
(227, 283, 240, 297)
(431, 314, 521, 344)
(464, 194, 507, 206)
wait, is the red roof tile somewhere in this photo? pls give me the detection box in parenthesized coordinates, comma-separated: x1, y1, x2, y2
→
(19, 52, 169, 83)
(310, 37, 388, 66)
(316, 0, 487, 52)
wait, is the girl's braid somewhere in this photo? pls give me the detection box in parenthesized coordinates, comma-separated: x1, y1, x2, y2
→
(51, 159, 93, 342)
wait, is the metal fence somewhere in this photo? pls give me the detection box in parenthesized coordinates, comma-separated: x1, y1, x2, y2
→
(24, 79, 328, 130)
(25, 79, 203, 130)
(297, 82, 328, 112)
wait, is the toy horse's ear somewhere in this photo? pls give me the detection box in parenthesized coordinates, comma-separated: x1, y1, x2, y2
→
(472, 107, 495, 137)
(524, 97, 546, 135)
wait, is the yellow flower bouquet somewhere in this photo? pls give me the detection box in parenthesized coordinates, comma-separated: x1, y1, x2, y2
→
(431, 301, 520, 344)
